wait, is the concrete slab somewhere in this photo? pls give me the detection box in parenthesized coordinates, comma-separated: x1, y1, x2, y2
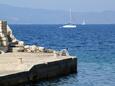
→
(0, 52, 75, 77)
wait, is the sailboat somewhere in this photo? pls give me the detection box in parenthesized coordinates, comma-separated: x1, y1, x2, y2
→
(82, 20, 86, 25)
(61, 9, 77, 28)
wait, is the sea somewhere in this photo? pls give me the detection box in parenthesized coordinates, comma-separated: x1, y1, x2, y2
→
(10, 24, 115, 86)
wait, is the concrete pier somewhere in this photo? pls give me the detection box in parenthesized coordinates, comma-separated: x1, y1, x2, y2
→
(0, 52, 77, 86)
(0, 20, 77, 86)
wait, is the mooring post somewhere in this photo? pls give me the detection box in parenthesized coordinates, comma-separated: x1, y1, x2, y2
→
(18, 58, 23, 64)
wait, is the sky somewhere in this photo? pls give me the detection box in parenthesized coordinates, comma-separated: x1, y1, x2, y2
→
(0, 0, 115, 12)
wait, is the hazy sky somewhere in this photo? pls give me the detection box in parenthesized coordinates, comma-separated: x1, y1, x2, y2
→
(0, 0, 115, 12)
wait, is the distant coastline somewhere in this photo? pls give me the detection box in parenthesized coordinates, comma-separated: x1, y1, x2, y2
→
(0, 4, 115, 24)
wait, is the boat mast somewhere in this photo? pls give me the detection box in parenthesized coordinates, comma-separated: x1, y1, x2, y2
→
(69, 8, 72, 24)
(82, 19, 86, 25)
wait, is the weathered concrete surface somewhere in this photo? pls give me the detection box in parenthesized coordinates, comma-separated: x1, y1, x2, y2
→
(0, 52, 77, 86)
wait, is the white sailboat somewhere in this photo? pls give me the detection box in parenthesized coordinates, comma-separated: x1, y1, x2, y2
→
(82, 20, 86, 25)
(61, 9, 77, 28)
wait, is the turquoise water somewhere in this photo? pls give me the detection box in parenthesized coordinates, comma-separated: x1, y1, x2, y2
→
(10, 24, 115, 86)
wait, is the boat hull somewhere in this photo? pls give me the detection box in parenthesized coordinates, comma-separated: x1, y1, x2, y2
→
(62, 25, 77, 28)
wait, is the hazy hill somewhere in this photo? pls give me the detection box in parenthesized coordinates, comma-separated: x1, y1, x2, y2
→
(0, 4, 115, 24)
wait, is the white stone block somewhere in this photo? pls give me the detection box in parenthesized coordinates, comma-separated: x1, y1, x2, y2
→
(30, 45, 37, 51)
(24, 45, 30, 49)
(2, 40, 8, 46)
(12, 39, 17, 43)
(18, 41, 24, 46)
(0, 50, 5, 54)
(0, 28, 2, 32)
(38, 47, 45, 51)
(0, 33, 5, 37)
(1, 37, 7, 41)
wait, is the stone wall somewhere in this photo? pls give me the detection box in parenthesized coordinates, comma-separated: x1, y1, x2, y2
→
(0, 21, 9, 53)
(0, 20, 48, 54)
(0, 20, 70, 56)
(0, 20, 25, 53)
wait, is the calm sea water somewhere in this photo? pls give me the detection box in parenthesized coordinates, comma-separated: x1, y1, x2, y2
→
(10, 24, 115, 86)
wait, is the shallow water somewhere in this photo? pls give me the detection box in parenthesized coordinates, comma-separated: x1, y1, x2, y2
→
(10, 24, 115, 86)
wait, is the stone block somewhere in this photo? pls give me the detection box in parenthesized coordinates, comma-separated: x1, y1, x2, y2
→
(10, 47, 24, 52)
(0, 33, 5, 37)
(0, 47, 8, 52)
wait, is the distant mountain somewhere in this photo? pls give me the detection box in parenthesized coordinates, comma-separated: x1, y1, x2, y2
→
(0, 4, 115, 24)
